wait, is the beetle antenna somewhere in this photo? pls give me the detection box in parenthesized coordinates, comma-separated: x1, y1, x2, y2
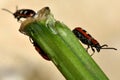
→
(100, 44, 117, 50)
(16, 5, 18, 11)
(101, 44, 108, 47)
(2, 8, 13, 14)
(101, 47, 117, 50)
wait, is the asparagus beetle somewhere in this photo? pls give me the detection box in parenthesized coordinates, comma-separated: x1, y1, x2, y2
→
(2, 6, 36, 21)
(73, 27, 117, 55)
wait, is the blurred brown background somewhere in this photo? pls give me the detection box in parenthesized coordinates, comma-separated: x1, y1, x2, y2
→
(0, 0, 120, 80)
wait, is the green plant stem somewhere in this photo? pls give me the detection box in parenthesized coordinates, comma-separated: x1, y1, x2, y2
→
(19, 7, 109, 80)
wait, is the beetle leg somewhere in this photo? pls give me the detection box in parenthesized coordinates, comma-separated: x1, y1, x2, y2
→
(18, 20, 23, 23)
(86, 45, 90, 52)
(90, 47, 95, 56)
(29, 37, 33, 43)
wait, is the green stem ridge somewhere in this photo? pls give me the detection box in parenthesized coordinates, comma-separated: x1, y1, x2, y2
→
(19, 7, 109, 80)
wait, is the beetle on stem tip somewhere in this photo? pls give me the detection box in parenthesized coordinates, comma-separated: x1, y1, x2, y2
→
(2, 6, 36, 22)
